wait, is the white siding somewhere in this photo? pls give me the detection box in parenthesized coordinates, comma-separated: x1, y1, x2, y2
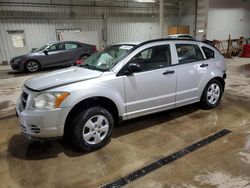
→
(107, 17, 160, 45)
(0, 1, 179, 63)
(207, 0, 250, 40)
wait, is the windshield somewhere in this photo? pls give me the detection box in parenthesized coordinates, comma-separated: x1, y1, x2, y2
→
(81, 44, 135, 71)
(33, 44, 49, 52)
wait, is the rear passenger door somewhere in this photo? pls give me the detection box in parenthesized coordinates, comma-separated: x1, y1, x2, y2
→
(173, 43, 208, 107)
(64, 42, 80, 65)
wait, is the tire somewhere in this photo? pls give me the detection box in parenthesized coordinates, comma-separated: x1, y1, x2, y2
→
(24, 60, 40, 73)
(70, 107, 114, 151)
(200, 79, 223, 109)
(79, 54, 90, 61)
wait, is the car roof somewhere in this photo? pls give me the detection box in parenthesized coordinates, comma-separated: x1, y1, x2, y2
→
(117, 41, 143, 46)
(168, 34, 193, 37)
(118, 38, 198, 47)
(47, 41, 86, 45)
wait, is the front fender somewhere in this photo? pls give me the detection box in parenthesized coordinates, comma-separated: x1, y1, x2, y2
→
(57, 81, 126, 117)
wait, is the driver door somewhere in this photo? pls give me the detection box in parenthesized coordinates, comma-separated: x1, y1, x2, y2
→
(43, 43, 68, 67)
(122, 44, 176, 119)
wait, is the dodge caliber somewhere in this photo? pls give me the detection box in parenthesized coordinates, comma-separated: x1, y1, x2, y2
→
(16, 38, 227, 151)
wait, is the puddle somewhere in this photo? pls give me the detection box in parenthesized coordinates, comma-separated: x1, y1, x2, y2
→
(239, 152, 250, 164)
(238, 64, 250, 78)
(194, 171, 250, 188)
(0, 101, 12, 110)
(0, 70, 28, 79)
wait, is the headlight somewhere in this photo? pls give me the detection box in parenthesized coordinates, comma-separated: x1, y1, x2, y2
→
(33, 92, 70, 109)
(11, 58, 21, 64)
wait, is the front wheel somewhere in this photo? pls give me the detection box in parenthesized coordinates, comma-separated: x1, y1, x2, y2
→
(71, 107, 114, 151)
(200, 79, 222, 109)
(25, 60, 40, 73)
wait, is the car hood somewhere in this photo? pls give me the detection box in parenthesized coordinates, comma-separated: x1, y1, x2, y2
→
(11, 52, 38, 60)
(11, 54, 29, 61)
(24, 67, 103, 91)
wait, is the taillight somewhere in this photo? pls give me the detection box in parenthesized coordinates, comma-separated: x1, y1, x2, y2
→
(93, 46, 97, 52)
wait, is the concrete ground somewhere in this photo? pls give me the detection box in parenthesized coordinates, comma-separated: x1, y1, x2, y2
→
(0, 59, 250, 188)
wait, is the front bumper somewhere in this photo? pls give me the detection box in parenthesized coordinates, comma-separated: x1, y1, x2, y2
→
(16, 103, 71, 140)
(10, 60, 24, 71)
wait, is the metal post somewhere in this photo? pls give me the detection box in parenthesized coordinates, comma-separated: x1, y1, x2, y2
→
(194, 0, 198, 37)
(159, 0, 164, 38)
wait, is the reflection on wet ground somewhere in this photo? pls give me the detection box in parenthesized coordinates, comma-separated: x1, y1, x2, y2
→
(238, 63, 250, 78)
(0, 66, 67, 79)
(0, 92, 249, 188)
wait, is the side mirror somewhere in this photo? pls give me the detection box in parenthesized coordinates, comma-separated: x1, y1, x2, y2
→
(43, 49, 49, 55)
(124, 63, 141, 75)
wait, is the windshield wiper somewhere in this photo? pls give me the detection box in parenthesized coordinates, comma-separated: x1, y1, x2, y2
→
(81, 64, 105, 72)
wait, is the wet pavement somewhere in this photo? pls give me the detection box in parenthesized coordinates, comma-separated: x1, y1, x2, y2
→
(0, 65, 65, 119)
(0, 58, 249, 188)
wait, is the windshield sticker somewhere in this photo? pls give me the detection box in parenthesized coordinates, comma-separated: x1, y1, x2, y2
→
(119, 45, 133, 50)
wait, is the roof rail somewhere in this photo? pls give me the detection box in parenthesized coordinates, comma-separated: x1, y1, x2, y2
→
(137, 37, 197, 47)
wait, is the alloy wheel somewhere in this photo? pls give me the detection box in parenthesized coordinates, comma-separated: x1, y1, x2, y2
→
(26, 61, 39, 72)
(207, 83, 221, 105)
(82, 115, 109, 145)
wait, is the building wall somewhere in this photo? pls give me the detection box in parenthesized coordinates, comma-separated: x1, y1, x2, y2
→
(0, 1, 179, 63)
(179, 0, 196, 36)
(207, 0, 250, 40)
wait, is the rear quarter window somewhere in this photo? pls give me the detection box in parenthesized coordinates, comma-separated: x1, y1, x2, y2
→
(202, 46, 215, 59)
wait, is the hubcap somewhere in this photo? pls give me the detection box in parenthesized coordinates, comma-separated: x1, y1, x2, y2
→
(27, 61, 38, 72)
(207, 83, 220, 105)
(82, 115, 109, 145)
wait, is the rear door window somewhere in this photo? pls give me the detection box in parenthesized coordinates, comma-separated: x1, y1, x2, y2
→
(176, 44, 204, 64)
(48, 43, 65, 51)
(65, 43, 78, 50)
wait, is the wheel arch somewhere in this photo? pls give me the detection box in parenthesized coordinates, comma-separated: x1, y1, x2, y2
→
(213, 77, 225, 92)
(79, 53, 90, 60)
(24, 59, 42, 69)
(199, 76, 225, 100)
(64, 96, 120, 137)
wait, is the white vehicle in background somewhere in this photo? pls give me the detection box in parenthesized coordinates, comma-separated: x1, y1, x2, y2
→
(166, 34, 195, 40)
(16, 38, 227, 151)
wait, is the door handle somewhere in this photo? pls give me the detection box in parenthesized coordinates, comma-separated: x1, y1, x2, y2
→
(200, 63, 208, 68)
(163, 70, 175, 75)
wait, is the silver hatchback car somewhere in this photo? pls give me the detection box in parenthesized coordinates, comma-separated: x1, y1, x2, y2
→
(16, 38, 226, 151)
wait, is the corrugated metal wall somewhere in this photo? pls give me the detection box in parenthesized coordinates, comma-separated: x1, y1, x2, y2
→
(107, 16, 160, 44)
(0, 1, 179, 63)
(196, 0, 209, 39)
(0, 18, 104, 62)
(179, 0, 196, 36)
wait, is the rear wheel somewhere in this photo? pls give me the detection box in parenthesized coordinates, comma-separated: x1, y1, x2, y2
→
(25, 60, 40, 72)
(70, 107, 114, 151)
(200, 79, 222, 109)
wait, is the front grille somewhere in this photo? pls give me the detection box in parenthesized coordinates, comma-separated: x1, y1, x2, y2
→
(20, 124, 27, 133)
(19, 90, 28, 111)
(30, 125, 41, 134)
